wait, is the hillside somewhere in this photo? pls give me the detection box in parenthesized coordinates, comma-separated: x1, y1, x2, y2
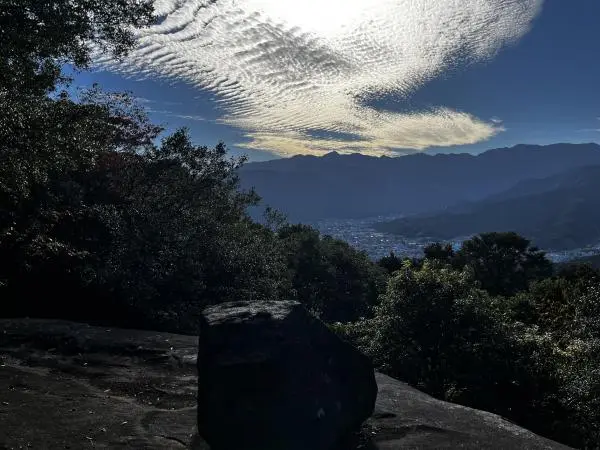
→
(559, 253, 600, 269)
(239, 143, 600, 221)
(374, 165, 600, 251)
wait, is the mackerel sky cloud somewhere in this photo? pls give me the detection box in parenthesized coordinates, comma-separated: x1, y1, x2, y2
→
(97, 0, 544, 157)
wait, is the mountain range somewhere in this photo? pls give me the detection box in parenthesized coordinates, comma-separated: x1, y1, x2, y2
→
(374, 164, 600, 251)
(240, 143, 600, 222)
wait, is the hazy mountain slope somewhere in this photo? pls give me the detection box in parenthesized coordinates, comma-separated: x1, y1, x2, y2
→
(559, 253, 600, 269)
(446, 163, 600, 214)
(239, 143, 600, 221)
(374, 165, 600, 251)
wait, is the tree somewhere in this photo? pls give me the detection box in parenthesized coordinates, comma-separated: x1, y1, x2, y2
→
(0, 0, 155, 97)
(556, 261, 600, 284)
(511, 274, 600, 447)
(455, 232, 552, 296)
(1, 0, 160, 293)
(109, 130, 287, 319)
(0, 0, 289, 332)
(377, 251, 405, 274)
(337, 262, 568, 444)
(278, 224, 386, 323)
(423, 242, 455, 264)
(348, 262, 510, 398)
(2, 121, 289, 332)
(0, 90, 162, 317)
(517, 274, 600, 340)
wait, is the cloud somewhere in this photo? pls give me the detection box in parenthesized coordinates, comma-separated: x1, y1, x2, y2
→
(97, 0, 543, 156)
(578, 118, 600, 132)
(148, 108, 205, 121)
(135, 97, 156, 104)
(136, 97, 183, 106)
(170, 113, 205, 121)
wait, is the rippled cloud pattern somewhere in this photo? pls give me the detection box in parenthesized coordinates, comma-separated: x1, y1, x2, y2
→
(97, 0, 543, 156)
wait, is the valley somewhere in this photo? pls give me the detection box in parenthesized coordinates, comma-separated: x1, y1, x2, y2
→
(310, 215, 600, 263)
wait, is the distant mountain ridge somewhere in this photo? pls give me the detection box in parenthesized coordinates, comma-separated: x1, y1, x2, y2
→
(239, 143, 600, 221)
(374, 164, 600, 251)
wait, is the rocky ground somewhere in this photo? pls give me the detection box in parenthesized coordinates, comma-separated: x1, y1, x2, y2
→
(0, 319, 571, 449)
(0, 319, 203, 449)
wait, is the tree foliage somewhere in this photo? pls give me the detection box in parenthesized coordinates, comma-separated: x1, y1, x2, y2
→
(0, 0, 292, 331)
(455, 232, 553, 296)
(279, 224, 386, 323)
(336, 256, 600, 448)
(423, 242, 455, 264)
(377, 251, 410, 275)
(424, 232, 553, 296)
(0, 0, 155, 96)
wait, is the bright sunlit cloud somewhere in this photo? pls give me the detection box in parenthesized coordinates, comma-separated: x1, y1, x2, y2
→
(96, 0, 543, 156)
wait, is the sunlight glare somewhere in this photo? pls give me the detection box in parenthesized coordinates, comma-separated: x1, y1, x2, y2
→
(244, 0, 374, 38)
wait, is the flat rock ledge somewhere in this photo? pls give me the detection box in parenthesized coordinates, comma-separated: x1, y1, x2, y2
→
(0, 319, 571, 449)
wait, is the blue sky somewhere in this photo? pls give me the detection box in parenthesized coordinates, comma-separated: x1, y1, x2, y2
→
(76, 0, 600, 161)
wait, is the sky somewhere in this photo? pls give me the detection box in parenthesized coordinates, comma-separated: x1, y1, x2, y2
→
(74, 0, 600, 162)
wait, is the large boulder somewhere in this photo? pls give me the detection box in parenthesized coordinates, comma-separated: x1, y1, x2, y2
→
(196, 300, 377, 450)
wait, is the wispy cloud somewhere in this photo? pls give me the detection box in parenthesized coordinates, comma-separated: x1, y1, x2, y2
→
(169, 113, 205, 121)
(578, 117, 600, 132)
(148, 108, 205, 121)
(136, 97, 183, 106)
(135, 97, 156, 104)
(97, 0, 543, 157)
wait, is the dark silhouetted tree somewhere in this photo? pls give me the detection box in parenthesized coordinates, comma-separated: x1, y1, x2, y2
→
(279, 224, 386, 323)
(455, 232, 552, 296)
(377, 251, 405, 274)
(0, 0, 155, 97)
(423, 242, 455, 264)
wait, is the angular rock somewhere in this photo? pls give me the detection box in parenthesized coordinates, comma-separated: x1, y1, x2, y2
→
(196, 300, 377, 450)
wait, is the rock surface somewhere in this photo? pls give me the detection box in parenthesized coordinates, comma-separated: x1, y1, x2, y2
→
(361, 373, 572, 449)
(0, 318, 572, 449)
(0, 319, 201, 449)
(197, 300, 378, 450)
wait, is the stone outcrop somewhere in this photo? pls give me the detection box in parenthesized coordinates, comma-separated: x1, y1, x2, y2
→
(362, 373, 572, 449)
(0, 319, 200, 449)
(196, 300, 378, 450)
(0, 318, 572, 449)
